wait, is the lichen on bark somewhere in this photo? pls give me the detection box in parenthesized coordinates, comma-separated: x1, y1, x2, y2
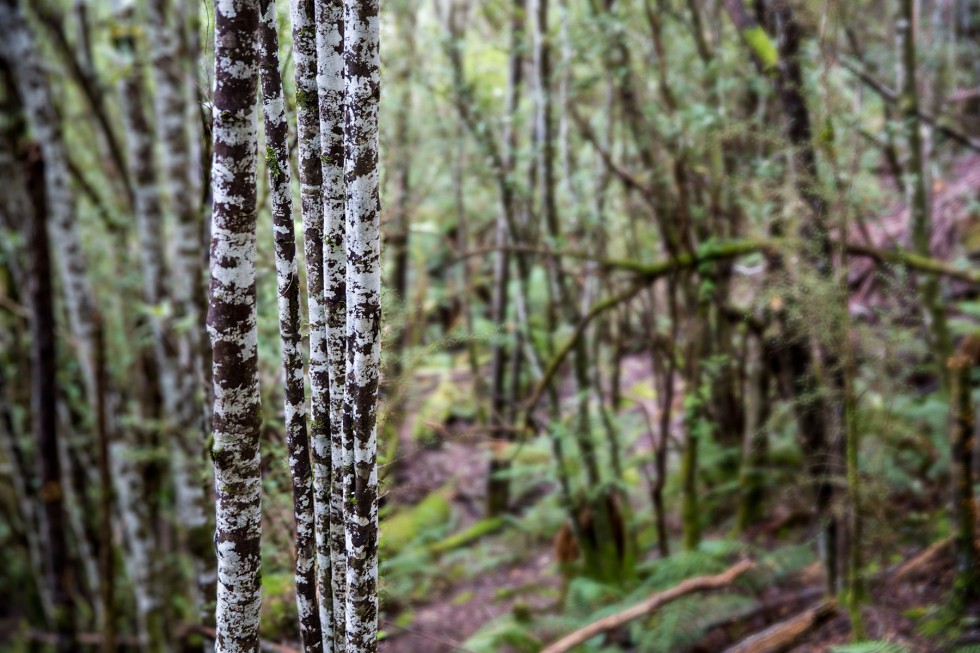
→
(207, 1, 264, 651)
(288, 0, 333, 647)
(342, 1, 382, 650)
(313, 1, 349, 648)
(259, 0, 324, 649)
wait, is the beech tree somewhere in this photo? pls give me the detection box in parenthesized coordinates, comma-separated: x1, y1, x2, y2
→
(287, 0, 333, 648)
(207, 0, 263, 650)
(25, 143, 76, 653)
(0, 7, 95, 647)
(342, 0, 382, 649)
(313, 0, 350, 645)
(258, 0, 323, 649)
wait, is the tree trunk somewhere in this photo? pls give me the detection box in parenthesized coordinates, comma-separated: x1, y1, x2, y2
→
(899, 0, 953, 387)
(313, 1, 348, 646)
(484, 0, 526, 518)
(287, 1, 329, 645)
(342, 0, 382, 649)
(948, 339, 980, 607)
(145, 1, 217, 631)
(208, 0, 263, 650)
(258, 1, 324, 650)
(25, 141, 76, 653)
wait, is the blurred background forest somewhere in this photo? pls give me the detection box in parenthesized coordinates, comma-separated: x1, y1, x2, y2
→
(1, 0, 980, 651)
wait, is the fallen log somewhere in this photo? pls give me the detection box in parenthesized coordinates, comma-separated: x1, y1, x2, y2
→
(720, 600, 838, 653)
(892, 536, 952, 582)
(539, 559, 754, 653)
(682, 587, 824, 652)
(427, 516, 508, 555)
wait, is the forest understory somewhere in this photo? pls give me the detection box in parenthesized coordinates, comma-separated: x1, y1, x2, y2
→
(369, 351, 980, 653)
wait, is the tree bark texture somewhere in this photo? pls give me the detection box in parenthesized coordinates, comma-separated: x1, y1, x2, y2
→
(258, 1, 324, 649)
(208, 1, 263, 650)
(314, 1, 348, 646)
(343, 0, 382, 649)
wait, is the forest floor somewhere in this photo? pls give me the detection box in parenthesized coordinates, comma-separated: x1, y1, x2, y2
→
(373, 354, 975, 653)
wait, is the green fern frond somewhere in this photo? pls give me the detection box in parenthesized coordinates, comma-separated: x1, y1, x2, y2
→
(460, 615, 541, 653)
(634, 541, 742, 593)
(757, 543, 817, 580)
(565, 576, 625, 615)
(632, 593, 757, 653)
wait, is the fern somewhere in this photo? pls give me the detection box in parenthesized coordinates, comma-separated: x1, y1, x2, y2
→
(633, 539, 743, 595)
(564, 576, 625, 615)
(830, 642, 912, 653)
(632, 593, 757, 653)
(756, 543, 817, 581)
(460, 615, 541, 653)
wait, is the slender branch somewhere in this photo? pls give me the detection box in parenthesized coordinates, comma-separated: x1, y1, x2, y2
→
(524, 282, 646, 420)
(463, 239, 980, 287)
(847, 243, 980, 285)
(569, 104, 657, 204)
(31, 2, 134, 204)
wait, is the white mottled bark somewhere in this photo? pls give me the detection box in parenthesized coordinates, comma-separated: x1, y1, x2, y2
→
(259, 0, 324, 650)
(208, 1, 263, 651)
(314, 1, 348, 647)
(288, 0, 334, 648)
(342, 1, 381, 650)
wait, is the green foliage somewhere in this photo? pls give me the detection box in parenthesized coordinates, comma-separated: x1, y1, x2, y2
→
(633, 593, 756, 652)
(755, 543, 817, 581)
(564, 576, 625, 616)
(410, 373, 476, 444)
(830, 642, 912, 653)
(461, 614, 542, 653)
(380, 486, 453, 557)
(634, 539, 744, 593)
(259, 572, 298, 640)
(427, 516, 508, 555)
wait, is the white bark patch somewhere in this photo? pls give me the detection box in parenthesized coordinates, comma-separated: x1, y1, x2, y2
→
(208, 2, 263, 652)
(314, 2, 349, 649)
(342, 1, 381, 651)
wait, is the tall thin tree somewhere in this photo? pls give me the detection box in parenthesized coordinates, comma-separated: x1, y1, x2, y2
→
(258, 0, 323, 648)
(288, 0, 332, 647)
(343, 0, 382, 649)
(313, 0, 349, 643)
(25, 142, 76, 653)
(207, 0, 263, 650)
